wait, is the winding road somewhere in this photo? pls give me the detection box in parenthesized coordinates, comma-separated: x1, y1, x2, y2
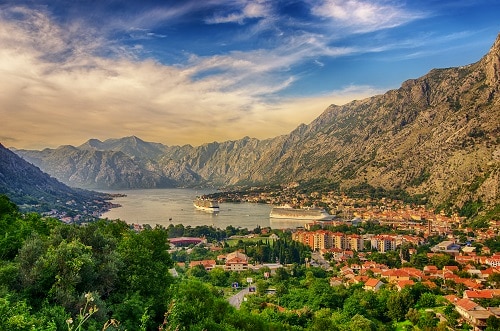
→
(228, 287, 250, 309)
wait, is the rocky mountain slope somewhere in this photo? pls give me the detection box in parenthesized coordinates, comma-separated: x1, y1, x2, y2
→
(0, 143, 109, 215)
(14, 34, 500, 211)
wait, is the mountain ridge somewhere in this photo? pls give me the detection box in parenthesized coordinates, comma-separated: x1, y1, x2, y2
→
(12, 34, 500, 212)
(0, 143, 110, 217)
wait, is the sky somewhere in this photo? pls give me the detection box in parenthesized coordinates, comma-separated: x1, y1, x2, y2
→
(1, 0, 499, 150)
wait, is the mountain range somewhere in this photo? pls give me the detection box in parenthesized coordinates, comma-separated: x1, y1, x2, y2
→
(13, 34, 500, 213)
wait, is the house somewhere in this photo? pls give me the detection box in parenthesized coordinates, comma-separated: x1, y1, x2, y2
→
(456, 255, 478, 264)
(189, 259, 217, 271)
(352, 275, 370, 285)
(462, 246, 476, 254)
(443, 265, 459, 273)
(454, 298, 493, 331)
(381, 269, 411, 283)
(400, 267, 423, 280)
(423, 265, 439, 275)
(364, 278, 384, 291)
(480, 267, 500, 280)
(455, 278, 482, 290)
(463, 290, 500, 300)
(465, 267, 483, 278)
(329, 277, 343, 287)
(396, 280, 415, 291)
(224, 251, 249, 271)
(431, 240, 460, 255)
(485, 257, 500, 267)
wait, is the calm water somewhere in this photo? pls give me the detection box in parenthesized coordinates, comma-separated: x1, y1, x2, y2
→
(101, 189, 305, 230)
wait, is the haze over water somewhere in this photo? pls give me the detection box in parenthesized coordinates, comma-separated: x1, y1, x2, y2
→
(101, 189, 303, 230)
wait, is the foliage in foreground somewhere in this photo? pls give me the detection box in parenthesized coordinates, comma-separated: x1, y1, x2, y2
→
(1, 195, 498, 330)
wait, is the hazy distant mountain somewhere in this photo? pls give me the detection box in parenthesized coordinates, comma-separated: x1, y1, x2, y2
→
(13, 34, 500, 211)
(0, 143, 108, 215)
(78, 136, 168, 160)
(16, 137, 201, 189)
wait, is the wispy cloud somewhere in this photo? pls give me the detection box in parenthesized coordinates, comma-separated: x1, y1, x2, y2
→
(205, 0, 272, 24)
(0, 5, 371, 149)
(310, 0, 427, 33)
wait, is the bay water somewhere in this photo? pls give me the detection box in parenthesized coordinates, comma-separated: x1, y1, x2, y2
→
(101, 188, 304, 230)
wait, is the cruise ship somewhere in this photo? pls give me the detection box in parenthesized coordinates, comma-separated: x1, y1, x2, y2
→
(269, 205, 331, 220)
(193, 197, 220, 213)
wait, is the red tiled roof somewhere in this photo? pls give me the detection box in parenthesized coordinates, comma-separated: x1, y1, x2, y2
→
(456, 298, 478, 311)
(397, 280, 415, 289)
(444, 294, 458, 303)
(365, 278, 382, 287)
(464, 290, 494, 299)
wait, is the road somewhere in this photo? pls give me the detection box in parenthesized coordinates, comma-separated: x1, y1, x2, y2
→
(228, 287, 249, 309)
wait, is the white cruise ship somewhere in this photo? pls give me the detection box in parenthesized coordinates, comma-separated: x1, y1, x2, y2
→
(193, 197, 220, 213)
(269, 205, 331, 220)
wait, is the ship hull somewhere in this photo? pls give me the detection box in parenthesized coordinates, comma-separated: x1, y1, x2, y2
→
(270, 207, 330, 220)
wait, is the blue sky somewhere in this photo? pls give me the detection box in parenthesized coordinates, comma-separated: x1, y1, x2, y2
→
(1, 0, 499, 149)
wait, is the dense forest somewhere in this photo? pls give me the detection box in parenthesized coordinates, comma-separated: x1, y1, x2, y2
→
(1, 194, 499, 330)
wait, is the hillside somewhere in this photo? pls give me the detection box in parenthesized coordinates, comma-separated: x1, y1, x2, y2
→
(13, 34, 500, 212)
(0, 143, 110, 217)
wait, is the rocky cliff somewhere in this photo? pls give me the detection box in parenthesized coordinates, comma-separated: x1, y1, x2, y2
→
(14, 34, 500, 211)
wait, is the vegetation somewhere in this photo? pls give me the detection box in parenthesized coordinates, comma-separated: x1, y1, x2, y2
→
(0, 194, 497, 330)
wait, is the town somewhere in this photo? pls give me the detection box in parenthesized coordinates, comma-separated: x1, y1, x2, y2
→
(165, 184, 500, 330)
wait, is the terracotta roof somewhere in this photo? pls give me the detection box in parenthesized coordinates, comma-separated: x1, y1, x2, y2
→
(422, 280, 437, 289)
(464, 290, 494, 299)
(397, 280, 415, 289)
(444, 294, 459, 303)
(365, 278, 382, 287)
(455, 298, 478, 311)
(424, 265, 438, 271)
(353, 275, 370, 283)
(443, 265, 459, 271)
(190, 260, 216, 268)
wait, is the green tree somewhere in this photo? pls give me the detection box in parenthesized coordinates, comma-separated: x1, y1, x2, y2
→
(117, 226, 173, 296)
(112, 292, 152, 331)
(167, 279, 232, 330)
(44, 239, 96, 310)
(116, 225, 174, 327)
(417, 292, 437, 308)
(0, 293, 62, 330)
(188, 264, 209, 279)
(209, 267, 229, 287)
(387, 290, 414, 322)
(348, 314, 375, 331)
(310, 308, 339, 331)
(405, 307, 420, 325)
(417, 311, 438, 330)
(485, 315, 500, 331)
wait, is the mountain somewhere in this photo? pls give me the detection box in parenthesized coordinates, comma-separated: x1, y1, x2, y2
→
(0, 143, 110, 217)
(13, 34, 500, 212)
(78, 136, 168, 160)
(15, 137, 200, 189)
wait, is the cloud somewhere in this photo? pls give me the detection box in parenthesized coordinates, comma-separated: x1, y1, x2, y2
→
(310, 0, 426, 33)
(205, 0, 272, 24)
(0, 5, 379, 150)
